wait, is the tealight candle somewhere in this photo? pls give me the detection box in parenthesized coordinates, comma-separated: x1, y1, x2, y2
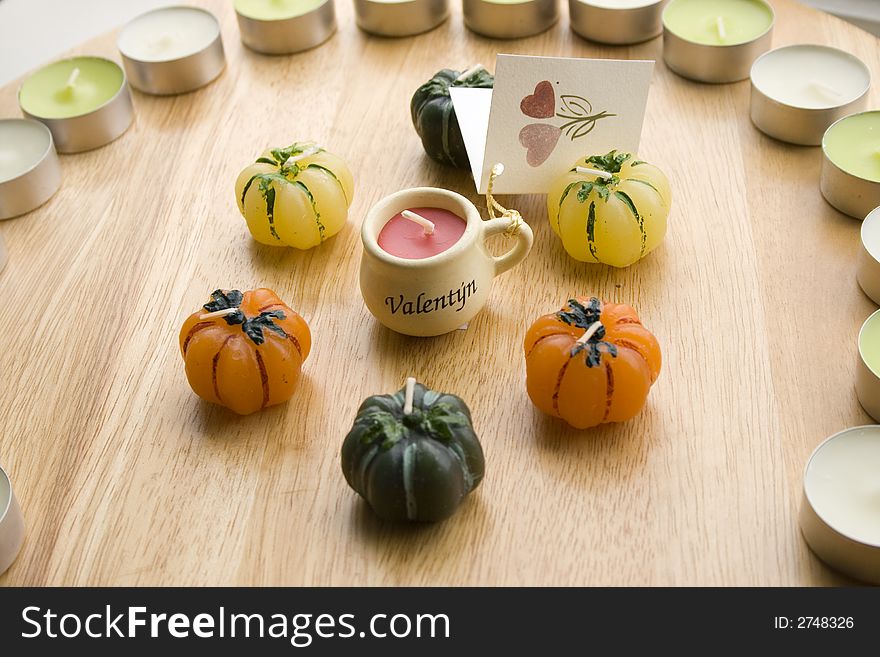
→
(234, 0, 337, 54)
(569, 0, 667, 45)
(858, 207, 880, 306)
(800, 426, 880, 584)
(377, 207, 467, 259)
(821, 111, 880, 219)
(354, 0, 448, 37)
(662, 0, 774, 83)
(118, 6, 226, 95)
(360, 186, 533, 336)
(0, 119, 61, 220)
(18, 56, 134, 153)
(0, 465, 25, 576)
(857, 309, 880, 422)
(750, 45, 870, 146)
(463, 0, 559, 39)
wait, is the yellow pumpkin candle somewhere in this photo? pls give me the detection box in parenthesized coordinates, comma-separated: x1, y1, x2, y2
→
(179, 288, 311, 415)
(235, 142, 354, 249)
(547, 151, 671, 267)
(524, 297, 661, 429)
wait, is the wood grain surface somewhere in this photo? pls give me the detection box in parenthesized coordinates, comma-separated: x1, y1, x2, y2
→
(0, 0, 877, 586)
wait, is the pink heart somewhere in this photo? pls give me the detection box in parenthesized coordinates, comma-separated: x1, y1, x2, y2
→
(520, 81, 555, 119)
(519, 124, 561, 167)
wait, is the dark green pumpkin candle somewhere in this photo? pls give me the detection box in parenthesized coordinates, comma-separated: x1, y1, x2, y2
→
(410, 65, 494, 169)
(341, 378, 484, 522)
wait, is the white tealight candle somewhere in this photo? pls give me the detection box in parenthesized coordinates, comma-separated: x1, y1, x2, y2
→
(750, 45, 870, 145)
(801, 426, 880, 583)
(0, 119, 61, 220)
(118, 6, 225, 95)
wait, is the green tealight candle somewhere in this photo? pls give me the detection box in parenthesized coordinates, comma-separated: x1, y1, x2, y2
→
(664, 0, 773, 45)
(823, 111, 880, 183)
(19, 57, 124, 120)
(233, 0, 326, 20)
(860, 310, 880, 376)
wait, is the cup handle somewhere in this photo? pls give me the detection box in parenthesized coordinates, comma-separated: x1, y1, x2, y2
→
(481, 217, 534, 277)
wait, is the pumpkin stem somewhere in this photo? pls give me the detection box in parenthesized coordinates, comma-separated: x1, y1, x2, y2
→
(577, 321, 604, 346)
(403, 377, 417, 415)
(576, 166, 612, 181)
(200, 307, 240, 321)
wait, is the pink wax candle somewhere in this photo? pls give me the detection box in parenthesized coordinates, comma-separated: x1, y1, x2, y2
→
(377, 207, 467, 259)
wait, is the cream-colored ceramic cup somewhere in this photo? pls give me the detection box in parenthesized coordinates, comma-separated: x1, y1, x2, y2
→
(360, 187, 533, 337)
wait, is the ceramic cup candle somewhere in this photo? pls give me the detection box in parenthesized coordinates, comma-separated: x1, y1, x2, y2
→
(857, 309, 880, 422)
(0, 119, 61, 220)
(463, 0, 559, 39)
(354, 0, 448, 36)
(234, 0, 336, 54)
(118, 6, 226, 95)
(569, 0, 668, 45)
(858, 207, 880, 306)
(360, 187, 533, 336)
(0, 465, 25, 576)
(18, 56, 134, 153)
(821, 111, 880, 219)
(800, 425, 880, 584)
(662, 0, 774, 83)
(750, 45, 870, 146)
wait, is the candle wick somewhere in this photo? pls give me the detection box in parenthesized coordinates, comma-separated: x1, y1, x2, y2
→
(575, 166, 613, 181)
(401, 210, 435, 236)
(576, 321, 604, 346)
(65, 67, 81, 90)
(199, 307, 240, 320)
(810, 81, 843, 100)
(284, 144, 321, 167)
(715, 15, 727, 41)
(455, 63, 486, 83)
(403, 377, 416, 415)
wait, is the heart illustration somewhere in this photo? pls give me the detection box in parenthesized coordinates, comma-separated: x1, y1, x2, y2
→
(520, 81, 555, 119)
(519, 124, 562, 167)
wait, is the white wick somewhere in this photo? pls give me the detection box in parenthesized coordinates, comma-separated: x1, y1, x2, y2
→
(401, 210, 435, 236)
(715, 15, 727, 41)
(810, 81, 843, 101)
(455, 63, 486, 83)
(284, 144, 321, 166)
(199, 307, 240, 320)
(65, 67, 81, 89)
(576, 166, 613, 181)
(576, 321, 604, 345)
(403, 377, 416, 415)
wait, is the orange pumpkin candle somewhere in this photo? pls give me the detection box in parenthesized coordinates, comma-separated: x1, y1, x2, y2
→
(179, 288, 311, 415)
(524, 297, 661, 429)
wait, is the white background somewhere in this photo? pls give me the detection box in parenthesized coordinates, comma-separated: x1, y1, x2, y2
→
(0, 0, 878, 87)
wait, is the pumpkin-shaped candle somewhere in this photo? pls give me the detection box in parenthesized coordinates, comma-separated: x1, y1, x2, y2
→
(235, 142, 354, 249)
(342, 378, 484, 522)
(410, 65, 494, 169)
(547, 150, 671, 268)
(179, 288, 311, 415)
(524, 297, 661, 429)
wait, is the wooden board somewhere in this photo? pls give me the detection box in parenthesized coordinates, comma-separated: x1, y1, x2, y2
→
(0, 0, 877, 586)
